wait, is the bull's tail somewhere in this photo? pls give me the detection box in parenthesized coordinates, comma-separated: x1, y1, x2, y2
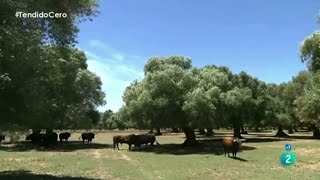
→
(78, 135, 81, 140)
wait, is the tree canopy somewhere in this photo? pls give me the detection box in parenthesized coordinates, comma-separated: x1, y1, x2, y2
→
(0, 0, 105, 130)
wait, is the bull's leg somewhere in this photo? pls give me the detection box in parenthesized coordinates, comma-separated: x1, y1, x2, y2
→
(117, 143, 120, 150)
(227, 149, 230, 157)
(224, 147, 226, 156)
(129, 144, 131, 150)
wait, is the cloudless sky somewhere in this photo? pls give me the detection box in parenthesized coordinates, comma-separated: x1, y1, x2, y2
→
(77, 0, 320, 112)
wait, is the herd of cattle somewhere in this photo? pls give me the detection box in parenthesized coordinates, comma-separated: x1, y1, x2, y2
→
(113, 134, 160, 150)
(0, 132, 246, 158)
(0, 132, 95, 146)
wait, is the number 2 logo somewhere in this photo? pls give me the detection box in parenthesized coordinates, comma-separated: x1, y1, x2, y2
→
(280, 152, 296, 167)
(285, 155, 291, 164)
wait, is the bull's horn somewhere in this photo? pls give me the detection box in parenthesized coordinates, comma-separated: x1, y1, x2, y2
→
(233, 139, 237, 142)
(240, 139, 246, 141)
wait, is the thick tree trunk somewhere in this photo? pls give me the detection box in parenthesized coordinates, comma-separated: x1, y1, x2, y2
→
(288, 126, 294, 134)
(254, 126, 260, 132)
(155, 128, 162, 136)
(149, 128, 154, 134)
(198, 128, 206, 135)
(308, 126, 313, 131)
(46, 129, 53, 134)
(172, 128, 179, 133)
(275, 125, 289, 137)
(311, 124, 320, 139)
(32, 129, 41, 134)
(293, 126, 298, 132)
(233, 125, 243, 138)
(182, 127, 198, 147)
(206, 128, 214, 136)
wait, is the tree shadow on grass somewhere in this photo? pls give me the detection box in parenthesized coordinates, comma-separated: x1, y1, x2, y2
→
(0, 141, 112, 152)
(129, 139, 256, 157)
(196, 136, 294, 144)
(286, 135, 319, 140)
(0, 170, 96, 180)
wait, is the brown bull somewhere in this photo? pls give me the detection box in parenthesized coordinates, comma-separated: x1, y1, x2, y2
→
(113, 134, 135, 150)
(222, 136, 245, 158)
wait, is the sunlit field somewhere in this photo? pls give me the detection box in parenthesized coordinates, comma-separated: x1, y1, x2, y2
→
(0, 130, 320, 180)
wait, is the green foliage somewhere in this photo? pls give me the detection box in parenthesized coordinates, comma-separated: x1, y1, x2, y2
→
(299, 31, 320, 72)
(295, 72, 320, 126)
(0, 0, 105, 130)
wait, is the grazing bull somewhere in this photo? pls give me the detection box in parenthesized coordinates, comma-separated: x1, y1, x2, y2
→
(79, 132, 95, 144)
(222, 136, 245, 158)
(127, 134, 160, 150)
(59, 132, 71, 143)
(113, 134, 135, 150)
(0, 134, 5, 144)
(26, 132, 58, 146)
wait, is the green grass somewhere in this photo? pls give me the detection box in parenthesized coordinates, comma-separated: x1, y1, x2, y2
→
(1, 130, 320, 180)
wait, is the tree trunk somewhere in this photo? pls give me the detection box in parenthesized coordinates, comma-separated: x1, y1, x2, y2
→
(206, 128, 214, 136)
(46, 129, 53, 134)
(311, 124, 320, 139)
(155, 128, 162, 136)
(32, 129, 41, 134)
(182, 127, 198, 147)
(172, 128, 179, 133)
(233, 125, 243, 138)
(288, 126, 294, 134)
(275, 125, 289, 137)
(149, 128, 154, 134)
(198, 128, 206, 135)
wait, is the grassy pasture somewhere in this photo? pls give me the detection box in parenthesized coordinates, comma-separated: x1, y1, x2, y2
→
(0, 130, 320, 180)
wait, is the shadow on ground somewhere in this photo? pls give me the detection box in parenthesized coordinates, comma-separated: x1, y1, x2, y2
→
(0, 141, 112, 152)
(230, 157, 248, 162)
(128, 138, 256, 158)
(196, 135, 295, 143)
(0, 170, 96, 180)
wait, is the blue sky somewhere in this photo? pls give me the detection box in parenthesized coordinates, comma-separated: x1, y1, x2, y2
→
(77, 0, 320, 112)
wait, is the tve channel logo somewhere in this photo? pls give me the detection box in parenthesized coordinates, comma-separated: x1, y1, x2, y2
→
(280, 144, 297, 167)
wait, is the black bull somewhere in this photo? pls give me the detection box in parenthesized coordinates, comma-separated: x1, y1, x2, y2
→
(59, 132, 71, 142)
(126, 134, 160, 150)
(25, 132, 58, 146)
(79, 132, 95, 143)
